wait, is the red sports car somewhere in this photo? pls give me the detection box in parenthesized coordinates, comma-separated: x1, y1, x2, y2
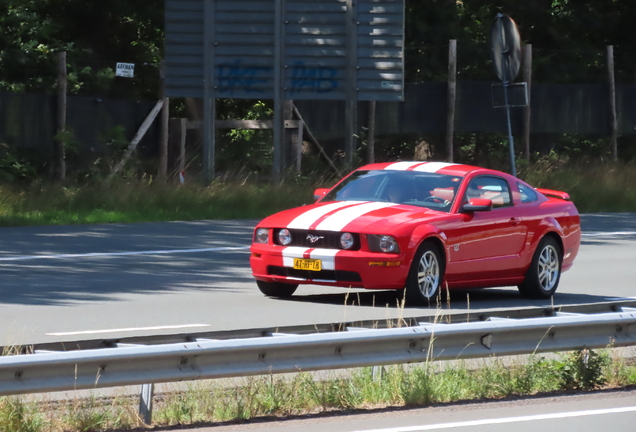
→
(250, 162, 581, 305)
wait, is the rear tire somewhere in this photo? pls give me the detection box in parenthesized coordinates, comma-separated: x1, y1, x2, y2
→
(405, 241, 445, 306)
(518, 236, 562, 299)
(256, 280, 298, 298)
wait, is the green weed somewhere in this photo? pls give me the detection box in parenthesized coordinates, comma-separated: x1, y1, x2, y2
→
(2, 349, 636, 432)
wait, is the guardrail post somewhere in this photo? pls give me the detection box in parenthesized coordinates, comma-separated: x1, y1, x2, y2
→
(372, 365, 384, 381)
(139, 383, 155, 425)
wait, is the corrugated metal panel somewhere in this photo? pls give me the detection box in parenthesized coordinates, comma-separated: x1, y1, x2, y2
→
(356, 0, 404, 101)
(165, 0, 404, 101)
(165, 0, 204, 97)
(284, 0, 347, 100)
(215, 0, 276, 98)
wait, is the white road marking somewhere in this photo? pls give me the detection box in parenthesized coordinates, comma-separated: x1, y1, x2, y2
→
(582, 231, 636, 237)
(0, 246, 250, 262)
(349, 405, 636, 432)
(46, 323, 210, 336)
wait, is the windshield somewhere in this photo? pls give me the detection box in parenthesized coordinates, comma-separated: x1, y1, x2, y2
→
(323, 170, 463, 212)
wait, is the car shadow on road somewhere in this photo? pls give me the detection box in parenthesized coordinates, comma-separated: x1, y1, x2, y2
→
(282, 287, 629, 311)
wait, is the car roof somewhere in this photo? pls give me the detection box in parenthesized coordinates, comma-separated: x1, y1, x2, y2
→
(357, 161, 493, 177)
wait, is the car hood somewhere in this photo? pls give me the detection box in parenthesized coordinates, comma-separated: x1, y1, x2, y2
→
(257, 200, 447, 233)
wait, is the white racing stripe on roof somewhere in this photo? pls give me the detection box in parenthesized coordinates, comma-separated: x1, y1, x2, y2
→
(315, 202, 396, 231)
(287, 201, 357, 229)
(412, 162, 458, 172)
(384, 161, 422, 171)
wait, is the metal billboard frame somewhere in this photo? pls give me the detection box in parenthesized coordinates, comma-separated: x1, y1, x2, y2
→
(165, 0, 405, 180)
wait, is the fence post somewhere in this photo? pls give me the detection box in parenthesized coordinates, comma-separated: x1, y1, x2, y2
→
(139, 383, 155, 425)
(159, 61, 169, 179)
(607, 45, 618, 162)
(367, 101, 376, 164)
(56, 51, 67, 181)
(179, 118, 187, 174)
(446, 40, 457, 163)
(522, 44, 532, 162)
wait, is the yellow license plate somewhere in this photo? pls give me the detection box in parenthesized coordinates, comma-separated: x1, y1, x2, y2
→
(293, 258, 322, 271)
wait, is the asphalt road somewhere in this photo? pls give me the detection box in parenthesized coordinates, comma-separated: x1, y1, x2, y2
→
(198, 389, 636, 432)
(0, 213, 635, 346)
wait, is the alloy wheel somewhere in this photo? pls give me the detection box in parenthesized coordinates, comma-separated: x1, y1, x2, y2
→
(538, 244, 559, 292)
(417, 251, 440, 298)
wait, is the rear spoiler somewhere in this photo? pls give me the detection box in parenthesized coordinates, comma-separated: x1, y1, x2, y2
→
(536, 188, 570, 201)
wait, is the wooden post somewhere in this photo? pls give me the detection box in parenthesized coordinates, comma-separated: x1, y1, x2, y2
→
(56, 51, 67, 180)
(107, 100, 164, 182)
(295, 120, 304, 172)
(522, 44, 532, 162)
(158, 62, 169, 179)
(608, 45, 618, 162)
(284, 100, 294, 173)
(179, 118, 187, 174)
(446, 40, 457, 163)
(367, 101, 376, 163)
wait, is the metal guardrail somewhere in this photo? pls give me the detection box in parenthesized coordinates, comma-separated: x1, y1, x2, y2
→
(2, 307, 636, 424)
(11, 299, 636, 354)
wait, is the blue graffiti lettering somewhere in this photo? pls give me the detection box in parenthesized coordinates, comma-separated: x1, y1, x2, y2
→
(290, 62, 338, 94)
(216, 60, 272, 95)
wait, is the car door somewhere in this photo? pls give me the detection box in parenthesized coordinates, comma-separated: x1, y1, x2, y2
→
(445, 175, 528, 280)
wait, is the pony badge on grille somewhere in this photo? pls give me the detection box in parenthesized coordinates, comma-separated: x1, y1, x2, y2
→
(306, 234, 324, 244)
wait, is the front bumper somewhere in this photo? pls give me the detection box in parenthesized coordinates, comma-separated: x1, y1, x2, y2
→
(250, 244, 409, 290)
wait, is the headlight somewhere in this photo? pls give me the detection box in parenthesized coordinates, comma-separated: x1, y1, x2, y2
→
(254, 228, 269, 244)
(277, 228, 293, 246)
(368, 234, 400, 253)
(340, 232, 354, 249)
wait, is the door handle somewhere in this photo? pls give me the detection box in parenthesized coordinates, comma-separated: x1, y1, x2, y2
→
(509, 217, 521, 226)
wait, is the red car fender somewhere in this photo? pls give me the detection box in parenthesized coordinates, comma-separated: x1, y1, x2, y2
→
(524, 216, 565, 267)
(405, 223, 448, 268)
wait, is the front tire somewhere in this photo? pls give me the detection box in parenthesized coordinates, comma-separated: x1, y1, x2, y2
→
(405, 241, 445, 306)
(256, 280, 298, 298)
(518, 236, 562, 299)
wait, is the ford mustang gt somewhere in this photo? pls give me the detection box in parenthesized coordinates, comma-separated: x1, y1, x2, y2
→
(250, 161, 581, 305)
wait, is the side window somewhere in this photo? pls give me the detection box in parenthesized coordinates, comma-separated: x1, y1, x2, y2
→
(465, 177, 512, 208)
(517, 182, 538, 203)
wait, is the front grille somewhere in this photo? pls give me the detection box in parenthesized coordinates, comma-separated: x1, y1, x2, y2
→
(274, 229, 361, 250)
(268, 266, 362, 282)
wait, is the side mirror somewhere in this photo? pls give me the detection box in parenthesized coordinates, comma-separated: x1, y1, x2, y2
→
(462, 198, 493, 212)
(313, 188, 330, 201)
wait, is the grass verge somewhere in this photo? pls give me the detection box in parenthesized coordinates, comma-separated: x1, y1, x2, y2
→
(2, 348, 636, 432)
(0, 180, 312, 227)
(0, 162, 635, 227)
(520, 161, 636, 213)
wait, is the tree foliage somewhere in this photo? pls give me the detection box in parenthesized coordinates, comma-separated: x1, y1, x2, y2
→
(0, 0, 163, 99)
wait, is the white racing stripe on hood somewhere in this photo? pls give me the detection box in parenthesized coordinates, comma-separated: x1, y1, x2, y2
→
(315, 202, 397, 232)
(412, 162, 458, 172)
(384, 161, 422, 171)
(287, 201, 358, 230)
(281, 247, 338, 270)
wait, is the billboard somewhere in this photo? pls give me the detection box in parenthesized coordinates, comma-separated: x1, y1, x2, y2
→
(165, 0, 404, 101)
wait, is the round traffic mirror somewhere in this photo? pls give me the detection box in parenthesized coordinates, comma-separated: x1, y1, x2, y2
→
(490, 14, 521, 82)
